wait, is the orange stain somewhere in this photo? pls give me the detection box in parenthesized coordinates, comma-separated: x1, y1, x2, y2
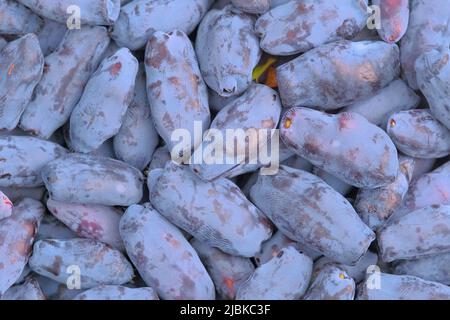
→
(7, 64, 15, 76)
(110, 62, 122, 76)
(265, 66, 278, 88)
(223, 277, 235, 292)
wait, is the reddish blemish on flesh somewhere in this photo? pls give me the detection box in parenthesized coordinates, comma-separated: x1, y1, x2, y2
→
(164, 233, 181, 248)
(77, 220, 103, 238)
(109, 62, 122, 76)
(223, 277, 235, 293)
(7, 64, 14, 76)
(338, 113, 356, 131)
(386, 0, 402, 7)
(387, 18, 404, 42)
(2, 197, 12, 208)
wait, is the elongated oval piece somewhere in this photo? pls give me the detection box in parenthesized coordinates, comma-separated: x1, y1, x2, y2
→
(373, 0, 409, 43)
(29, 238, 134, 289)
(0, 136, 68, 188)
(400, 0, 450, 89)
(387, 109, 450, 158)
(355, 157, 413, 231)
(250, 166, 375, 265)
(277, 40, 400, 110)
(20, 26, 111, 139)
(63, 124, 117, 159)
(0, 0, 42, 35)
(70, 48, 138, 153)
(190, 84, 281, 181)
(190, 238, 254, 300)
(149, 163, 273, 257)
(342, 79, 420, 127)
(256, 0, 368, 56)
(393, 252, 450, 285)
(46, 198, 124, 251)
(303, 265, 355, 300)
(0, 34, 44, 130)
(378, 205, 450, 262)
(358, 273, 450, 300)
(1, 277, 46, 300)
(416, 48, 450, 130)
(112, 0, 213, 50)
(254, 231, 322, 267)
(120, 204, 215, 300)
(145, 30, 210, 159)
(114, 65, 159, 171)
(236, 247, 313, 300)
(0, 191, 13, 220)
(196, 5, 261, 97)
(281, 108, 399, 188)
(41, 154, 144, 206)
(16, 0, 121, 25)
(231, 0, 270, 14)
(0, 198, 44, 296)
(396, 160, 450, 218)
(73, 285, 159, 300)
(313, 250, 378, 284)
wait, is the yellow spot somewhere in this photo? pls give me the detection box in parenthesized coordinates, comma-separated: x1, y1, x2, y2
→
(284, 118, 292, 129)
(390, 119, 397, 127)
(252, 57, 277, 83)
(339, 273, 346, 280)
(7, 64, 14, 76)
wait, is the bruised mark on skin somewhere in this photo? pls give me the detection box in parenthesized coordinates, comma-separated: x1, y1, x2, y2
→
(433, 223, 450, 236)
(181, 274, 196, 292)
(223, 277, 235, 294)
(164, 233, 181, 248)
(435, 186, 450, 202)
(109, 62, 122, 76)
(261, 119, 275, 129)
(77, 220, 104, 239)
(44, 255, 63, 276)
(338, 113, 356, 131)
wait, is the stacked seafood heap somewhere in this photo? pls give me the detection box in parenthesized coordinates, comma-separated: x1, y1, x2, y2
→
(1, 0, 450, 300)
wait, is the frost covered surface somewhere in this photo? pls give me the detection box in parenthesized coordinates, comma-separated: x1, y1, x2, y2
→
(1, 0, 450, 301)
